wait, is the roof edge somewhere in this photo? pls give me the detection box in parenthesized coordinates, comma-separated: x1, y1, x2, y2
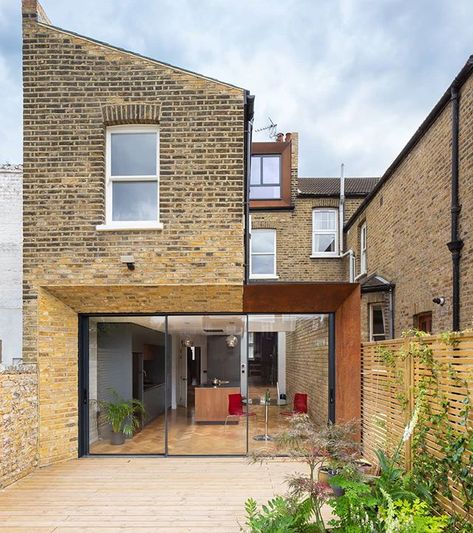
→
(345, 54, 473, 231)
(36, 21, 247, 92)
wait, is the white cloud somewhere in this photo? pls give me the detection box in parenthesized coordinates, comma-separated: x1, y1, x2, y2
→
(0, 0, 472, 175)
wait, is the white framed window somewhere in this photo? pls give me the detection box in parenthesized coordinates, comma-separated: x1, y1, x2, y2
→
(360, 222, 367, 274)
(97, 125, 162, 231)
(311, 209, 338, 257)
(369, 304, 386, 342)
(250, 229, 277, 278)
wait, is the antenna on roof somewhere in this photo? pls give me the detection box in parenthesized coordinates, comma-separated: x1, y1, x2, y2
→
(255, 117, 278, 139)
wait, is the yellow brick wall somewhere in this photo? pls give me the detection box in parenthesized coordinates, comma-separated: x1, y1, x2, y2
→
(347, 75, 473, 337)
(251, 197, 362, 282)
(37, 289, 78, 465)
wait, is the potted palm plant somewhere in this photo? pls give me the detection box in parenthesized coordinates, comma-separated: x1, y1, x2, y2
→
(98, 388, 145, 445)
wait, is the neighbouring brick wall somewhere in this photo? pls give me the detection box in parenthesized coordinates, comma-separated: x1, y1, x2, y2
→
(0, 365, 38, 488)
(0, 167, 23, 365)
(346, 84, 465, 337)
(286, 315, 329, 427)
(251, 197, 362, 282)
(22, 12, 246, 362)
(37, 289, 78, 466)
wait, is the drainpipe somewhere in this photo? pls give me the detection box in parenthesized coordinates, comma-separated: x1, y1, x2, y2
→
(244, 92, 255, 285)
(340, 249, 355, 283)
(388, 286, 395, 339)
(447, 86, 463, 331)
(339, 163, 345, 256)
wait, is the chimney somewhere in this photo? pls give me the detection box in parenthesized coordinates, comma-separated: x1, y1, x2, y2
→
(22, 0, 51, 24)
(288, 132, 298, 177)
(276, 132, 284, 143)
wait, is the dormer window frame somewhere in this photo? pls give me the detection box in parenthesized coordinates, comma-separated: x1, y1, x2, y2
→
(250, 154, 282, 200)
(250, 141, 292, 209)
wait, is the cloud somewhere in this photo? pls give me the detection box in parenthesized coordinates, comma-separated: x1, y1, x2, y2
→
(0, 0, 472, 174)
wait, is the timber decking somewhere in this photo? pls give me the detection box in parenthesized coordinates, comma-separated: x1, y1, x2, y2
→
(0, 457, 332, 532)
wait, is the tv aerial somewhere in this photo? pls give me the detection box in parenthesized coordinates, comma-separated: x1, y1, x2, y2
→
(255, 117, 278, 139)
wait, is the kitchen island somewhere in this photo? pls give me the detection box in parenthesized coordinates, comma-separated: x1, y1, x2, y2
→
(194, 386, 240, 423)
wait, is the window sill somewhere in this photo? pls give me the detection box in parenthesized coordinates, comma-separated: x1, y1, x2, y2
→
(310, 254, 340, 259)
(96, 222, 164, 231)
(249, 275, 279, 280)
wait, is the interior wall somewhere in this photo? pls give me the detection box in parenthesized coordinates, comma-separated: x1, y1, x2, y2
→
(285, 316, 329, 427)
(207, 335, 240, 384)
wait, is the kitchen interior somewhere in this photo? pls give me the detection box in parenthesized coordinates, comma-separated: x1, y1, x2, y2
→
(88, 314, 303, 455)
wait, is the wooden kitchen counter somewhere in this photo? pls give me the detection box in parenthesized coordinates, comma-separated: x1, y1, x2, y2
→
(195, 386, 240, 423)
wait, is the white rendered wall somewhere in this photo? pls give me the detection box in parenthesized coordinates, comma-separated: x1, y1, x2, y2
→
(0, 166, 22, 366)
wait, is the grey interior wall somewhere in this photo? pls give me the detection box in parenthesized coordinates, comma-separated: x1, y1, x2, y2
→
(97, 323, 133, 402)
(207, 335, 240, 383)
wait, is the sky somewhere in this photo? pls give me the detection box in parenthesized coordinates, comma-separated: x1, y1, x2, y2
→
(0, 0, 472, 177)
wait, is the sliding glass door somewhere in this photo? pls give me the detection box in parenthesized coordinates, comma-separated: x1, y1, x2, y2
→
(81, 312, 333, 456)
(166, 315, 248, 455)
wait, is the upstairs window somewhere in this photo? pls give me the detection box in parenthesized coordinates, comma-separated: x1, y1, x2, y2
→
(250, 229, 277, 278)
(369, 304, 386, 342)
(101, 125, 160, 230)
(360, 222, 367, 274)
(312, 209, 338, 257)
(250, 155, 281, 200)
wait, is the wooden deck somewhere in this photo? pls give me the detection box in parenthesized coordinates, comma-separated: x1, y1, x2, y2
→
(0, 457, 332, 532)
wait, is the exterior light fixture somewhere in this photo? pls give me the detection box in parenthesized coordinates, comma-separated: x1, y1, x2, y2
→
(120, 255, 135, 271)
(432, 297, 446, 306)
(226, 334, 238, 348)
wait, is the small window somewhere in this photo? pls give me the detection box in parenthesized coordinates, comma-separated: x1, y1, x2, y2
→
(250, 229, 276, 278)
(312, 209, 338, 256)
(369, 304, 386, 342)
(103, 125, 160, 229)
(250, 155, 281, 200)
(415, 312, 432, 334)
(360, 222, 367, 274)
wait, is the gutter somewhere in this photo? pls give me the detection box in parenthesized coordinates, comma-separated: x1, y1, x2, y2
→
(243, 92, 255, 285)
(345, 55, 473, 232)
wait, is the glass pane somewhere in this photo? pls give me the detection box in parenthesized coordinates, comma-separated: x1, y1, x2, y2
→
(313, 234, 336, 253)
(251, 254, 275, 275)
(247, 314, 330, 453)
(313, 211, 336, 230)
(88, 316, 166, 455)
(251, 231, 275, 254)
(166, 315, 247, 455)
(249, 185, 281, 199)
(112, 181, 157, 221)
(250, 156, 261, 185)
(372, 308, 385, 335)
(111, 132, 157, 176)
(262, 156, 280, 184)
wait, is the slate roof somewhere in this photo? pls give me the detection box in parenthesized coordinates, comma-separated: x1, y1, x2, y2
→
(360, 274, 395, 293)
(297, 177, 379, 197)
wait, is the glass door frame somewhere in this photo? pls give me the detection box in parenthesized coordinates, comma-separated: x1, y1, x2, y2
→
(78, 312, 336, 457)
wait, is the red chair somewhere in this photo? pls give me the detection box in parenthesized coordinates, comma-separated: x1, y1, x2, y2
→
(280, 393, 308, 417)
(225, 393, 256, 426)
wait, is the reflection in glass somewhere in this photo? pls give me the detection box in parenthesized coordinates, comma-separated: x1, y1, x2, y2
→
(112, 181, 157, 221)
(111, 132, 157, 176)
(88, 316, 166, 455)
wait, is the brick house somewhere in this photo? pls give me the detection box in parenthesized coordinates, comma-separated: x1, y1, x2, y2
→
(20, 0, 359, 465)
(345, 56, 473, 341)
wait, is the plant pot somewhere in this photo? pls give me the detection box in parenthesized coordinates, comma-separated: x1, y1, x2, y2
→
(318, 466, 331, 485)
(110, 430, 125, 445)
(319, 467, 345, 497)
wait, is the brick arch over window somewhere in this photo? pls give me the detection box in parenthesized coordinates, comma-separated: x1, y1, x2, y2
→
(101, 103, 161, 126)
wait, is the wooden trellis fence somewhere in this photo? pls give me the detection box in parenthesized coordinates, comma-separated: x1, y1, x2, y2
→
(361, 333, 473, 518)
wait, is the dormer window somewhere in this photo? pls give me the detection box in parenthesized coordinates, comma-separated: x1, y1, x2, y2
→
(250, 155, 281, 200)
(250, 141, 292, 209)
